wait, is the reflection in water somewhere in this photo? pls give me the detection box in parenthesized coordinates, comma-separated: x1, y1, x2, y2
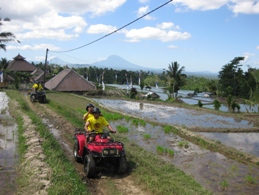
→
(139, 102, 143, 110)
(198, 132, 259, 157)
(94, 99, 253, 129)
(0, 92, 18, 194)
(107, 84, 259, 113)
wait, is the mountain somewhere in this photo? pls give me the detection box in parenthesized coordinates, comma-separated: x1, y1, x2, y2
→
(38, 55, 218, 78)
(92, 55, 161, 72)
(48, 57, 73, 66)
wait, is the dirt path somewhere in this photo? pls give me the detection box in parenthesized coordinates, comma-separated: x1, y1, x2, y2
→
(25, 96, 151, 195)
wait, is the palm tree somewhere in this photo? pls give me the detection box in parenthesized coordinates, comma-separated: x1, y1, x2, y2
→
(165, 61, 185, 98)
(0, 57, 9, 86)
(0, 17, 18, 51)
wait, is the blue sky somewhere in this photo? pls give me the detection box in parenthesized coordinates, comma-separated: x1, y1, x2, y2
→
(1, 0, 259, 73)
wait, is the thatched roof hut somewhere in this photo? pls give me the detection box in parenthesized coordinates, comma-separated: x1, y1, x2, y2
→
(7, 54, 36, 72)
(45, 69, 96, 92)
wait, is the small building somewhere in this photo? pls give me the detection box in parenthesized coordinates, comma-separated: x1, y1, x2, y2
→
(7, 54, 36, 72)
(45, 69, 96, 93)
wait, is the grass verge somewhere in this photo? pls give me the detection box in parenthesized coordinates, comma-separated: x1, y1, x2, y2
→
(6, 90, 89, 195)
(45, 92, 211, 194)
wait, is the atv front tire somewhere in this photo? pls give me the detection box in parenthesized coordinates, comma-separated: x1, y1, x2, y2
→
(117, 156, 127, 174)
(84, 154, 95, 178)
(73, 140, 82, 163)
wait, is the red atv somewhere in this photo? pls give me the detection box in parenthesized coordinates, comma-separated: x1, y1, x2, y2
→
(73, 128, 128, 178)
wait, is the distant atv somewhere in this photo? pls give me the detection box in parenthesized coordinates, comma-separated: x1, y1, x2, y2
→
(73, 128, 127, 178)
(30, 91, 47, 103)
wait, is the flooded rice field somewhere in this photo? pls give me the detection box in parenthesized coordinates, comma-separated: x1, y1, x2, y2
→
(198, 132, 259, 157)
(109, 119, 259, 194)
(92, 98, 259, 194)
(0, 92, 18, 195)
(93, 99, 254, 129)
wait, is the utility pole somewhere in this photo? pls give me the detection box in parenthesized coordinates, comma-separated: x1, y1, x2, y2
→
(43, 48, 49, 87)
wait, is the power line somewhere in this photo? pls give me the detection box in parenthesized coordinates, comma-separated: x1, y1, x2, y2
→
(50, 0, 173, 53)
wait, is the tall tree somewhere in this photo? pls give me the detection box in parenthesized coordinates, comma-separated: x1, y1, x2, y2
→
(165, 61, 186, 98)
(218, 57, 244, 97)
(0, 16, 18, 51)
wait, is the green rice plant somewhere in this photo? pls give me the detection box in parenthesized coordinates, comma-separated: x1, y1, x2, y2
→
(139, 119, 146, 126)
(165, 148, 174, 157)
(178, 141, 189, 148)
(116, 125, 129, 133)
(244, 175, 256, 184)
(163, 125, 172, 134)
(131, 118, 139, 126)
(102, 110, 124, 121)
(156, 145, 165, 154)
(143, 134, 151, 140)
(220, 179, 229, 190)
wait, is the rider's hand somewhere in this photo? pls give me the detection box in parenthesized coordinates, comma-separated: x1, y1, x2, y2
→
(110, 130, 116, 133)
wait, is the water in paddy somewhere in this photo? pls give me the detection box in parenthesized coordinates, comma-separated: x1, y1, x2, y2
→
(94, 99, 254, 129)
(92, 98, 259, 194)
(109, 119, 259, 194)
(0, 92, 18, 195)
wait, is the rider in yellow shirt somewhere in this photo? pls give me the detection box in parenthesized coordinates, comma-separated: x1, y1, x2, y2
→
(83, 104, 94, 123)
(84, 108, 116, 141)
(32, 81, 43, 92)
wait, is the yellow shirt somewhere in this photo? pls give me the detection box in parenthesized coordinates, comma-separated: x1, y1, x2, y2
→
(32, 83, 43, 91)
(83, 113, 94, 123)
(87, 116, 109, 133)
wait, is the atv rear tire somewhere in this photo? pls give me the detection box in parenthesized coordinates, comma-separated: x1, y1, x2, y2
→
(84, 154, 95, 178)
(117, 156, 127, 174)
(30, 95, 36, 103)
(41, 96, 46, 103)
(73, 140, 82, 163)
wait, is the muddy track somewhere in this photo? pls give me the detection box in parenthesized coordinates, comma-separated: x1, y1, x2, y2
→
(25, 96, 151, 195)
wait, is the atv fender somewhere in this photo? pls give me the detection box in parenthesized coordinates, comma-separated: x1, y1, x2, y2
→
(76, 134, 86, 157)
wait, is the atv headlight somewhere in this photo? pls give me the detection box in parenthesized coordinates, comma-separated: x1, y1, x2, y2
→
(102, 149, 118, 156)
(103, 149, 109, 155)
(109, 149, 118, 155)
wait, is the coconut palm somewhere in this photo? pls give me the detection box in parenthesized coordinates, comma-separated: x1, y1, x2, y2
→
(0, 17, 18, 51)
(165, 61, 186, 98)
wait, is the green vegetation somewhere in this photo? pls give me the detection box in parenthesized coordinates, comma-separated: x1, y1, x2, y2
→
(6, 90, 89, 195)
(131, 118, 146, 126)
(156, 145, 174, 157)
(116, 125, 129, 133)
(220, 179, 229, 190)
(143, 134, 151, 140)
(178, 141, 189, 148)
(244, 175, 256, 184)
(163, 125, 172, 134)
(43, 92, 211, 194)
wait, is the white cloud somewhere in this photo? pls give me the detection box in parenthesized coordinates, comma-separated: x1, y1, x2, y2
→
(157, 22, 175, 30)
(172, 0, 227, 11)
(87, 24, 117, 34)
(168, 45, 178, 49)
(172, 0, 259, 14)
(6, 44, 60, 51)
(139, 0, 150, 3)
(257, 46, 259, 50)
(125, 26, 191, 42)
(17, 29, 79, 41)
(229, 1, 259, 14)
(137, 6, 154, 20)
